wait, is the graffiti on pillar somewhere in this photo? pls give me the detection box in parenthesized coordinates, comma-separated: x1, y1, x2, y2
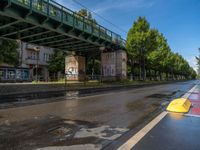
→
(65, 56, 86, 80)
(101, 51, 127, 79)
(65, 57, 78, 77)
(103, 65, 115, 76)
(66, 67, 78, 76)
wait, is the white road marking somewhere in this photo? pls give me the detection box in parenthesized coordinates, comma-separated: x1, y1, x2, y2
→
(182, 84, 197, 99)
(117, 82, 199, 150)
(184, 113, 200, 118)
(117, 111, 168, 150)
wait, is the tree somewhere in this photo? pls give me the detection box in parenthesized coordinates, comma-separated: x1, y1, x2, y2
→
(77, 9, 97, 24)
(196, 48, 200, 76)
(148, 32, 171, 80)
(48, 49, 66, 76)
(126, 17, 196, 81)
(126, 17, 157, 80)
(0, 38, 19, 66)
(77, 9, 87, 17)
(86, 59, 101, 75)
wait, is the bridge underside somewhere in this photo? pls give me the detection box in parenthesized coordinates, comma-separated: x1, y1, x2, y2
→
(0, 1, 124, 54)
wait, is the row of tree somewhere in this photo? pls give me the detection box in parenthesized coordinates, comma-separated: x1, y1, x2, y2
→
(126, 17, 196, 80)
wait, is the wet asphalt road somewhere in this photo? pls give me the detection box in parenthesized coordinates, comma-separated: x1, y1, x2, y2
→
(0, 80, 197, 150)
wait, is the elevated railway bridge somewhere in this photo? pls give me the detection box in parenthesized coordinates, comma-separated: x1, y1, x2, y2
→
(0, 0, 127, 80)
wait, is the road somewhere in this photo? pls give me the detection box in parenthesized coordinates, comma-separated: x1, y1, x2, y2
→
(0, 80, 196, 150)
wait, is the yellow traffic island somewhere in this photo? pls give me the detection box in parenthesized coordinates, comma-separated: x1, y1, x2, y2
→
(166, 98, 191, 113)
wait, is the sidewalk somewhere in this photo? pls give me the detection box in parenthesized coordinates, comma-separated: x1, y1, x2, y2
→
(117, 81, 200, 150)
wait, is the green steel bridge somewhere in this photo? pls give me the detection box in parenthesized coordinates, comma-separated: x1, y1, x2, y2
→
(0, 0, 125, 53)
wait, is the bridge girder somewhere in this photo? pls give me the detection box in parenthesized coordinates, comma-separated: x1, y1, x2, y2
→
(0, 0, 125, 53)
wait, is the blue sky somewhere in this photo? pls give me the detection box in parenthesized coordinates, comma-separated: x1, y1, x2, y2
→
(55, 0, 200, 71)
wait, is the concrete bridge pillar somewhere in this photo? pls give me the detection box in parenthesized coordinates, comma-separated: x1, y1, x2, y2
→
(65, 55, 85, 81)
(101, 50, 127, 81)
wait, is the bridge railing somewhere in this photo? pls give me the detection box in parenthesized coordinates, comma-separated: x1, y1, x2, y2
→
(10, 0, 125, 48)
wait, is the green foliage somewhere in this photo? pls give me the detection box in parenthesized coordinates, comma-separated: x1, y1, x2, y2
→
(126, 17, 196, 80)
(126, 17, 158, 80)
(77, 9, 97, 24)
(86, 59, 101, 75)
(48, 49, 66, 73)
(77, 9, 88, 17)
(0, 38, 19, 66)
(126, 17, 150, 59)
(196, 48, 200, 75)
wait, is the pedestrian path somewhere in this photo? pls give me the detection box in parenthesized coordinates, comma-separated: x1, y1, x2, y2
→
(118, 82, 200, 150)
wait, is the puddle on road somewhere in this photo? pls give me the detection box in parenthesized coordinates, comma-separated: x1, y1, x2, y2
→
(146, 90, 182, 99)
(126, 91, 179, 111)
(74, 125, 128, 140)
(126, 90, 182, 129)
(128, 106, 161, 129)
(0, 116, 128, 150)
(37, 144, 101, 150)
(125, 97, 163, 130)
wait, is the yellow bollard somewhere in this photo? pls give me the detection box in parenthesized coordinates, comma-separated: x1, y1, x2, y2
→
(166, 98, 191, 113)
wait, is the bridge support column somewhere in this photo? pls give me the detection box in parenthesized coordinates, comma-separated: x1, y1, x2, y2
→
(101, 50, 127, 81)
(65, 55, 85, 81)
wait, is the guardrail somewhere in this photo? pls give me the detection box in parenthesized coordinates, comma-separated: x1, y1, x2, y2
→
(9, 0, 125, 48)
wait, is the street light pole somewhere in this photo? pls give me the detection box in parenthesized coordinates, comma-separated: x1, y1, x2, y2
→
(36, 52, 38, 82)
(34, 46, 40, 82)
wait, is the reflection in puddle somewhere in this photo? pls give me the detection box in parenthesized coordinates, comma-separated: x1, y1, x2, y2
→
(169, 112, 184, 120)
(65, 91, 79, 100)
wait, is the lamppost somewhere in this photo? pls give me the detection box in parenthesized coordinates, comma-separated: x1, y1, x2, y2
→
(99, 47, 105, 83)
(34, 46, 40, 82)
(16, 39, 23, 81)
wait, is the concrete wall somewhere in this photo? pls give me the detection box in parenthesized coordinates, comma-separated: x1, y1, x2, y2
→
(101, 52, 116, 77)
(65, 55, 85, 81)
(101, 50, 127, 80)
(116, 50, 127, 79)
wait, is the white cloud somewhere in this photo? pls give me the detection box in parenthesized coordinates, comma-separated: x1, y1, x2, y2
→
(94, 0, 155, 14)
(54, 0, 155, 14)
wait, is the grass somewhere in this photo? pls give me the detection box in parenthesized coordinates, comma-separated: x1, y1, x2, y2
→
(30, 79, 170, 91)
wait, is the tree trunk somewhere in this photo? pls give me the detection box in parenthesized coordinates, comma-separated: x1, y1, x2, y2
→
(92, 57, 95, 78)
(154, 70, 157, 81)
(143, 57, 146, 81)
(139, 61, 142, 80)
(159, 71, 162, 81)
(166, 72, 169, 81)
(131, 62, 135, 80)
(148, 69, 151, 80)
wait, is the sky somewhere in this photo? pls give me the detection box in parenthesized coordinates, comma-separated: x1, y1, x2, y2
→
(55, 0, 200, 71)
